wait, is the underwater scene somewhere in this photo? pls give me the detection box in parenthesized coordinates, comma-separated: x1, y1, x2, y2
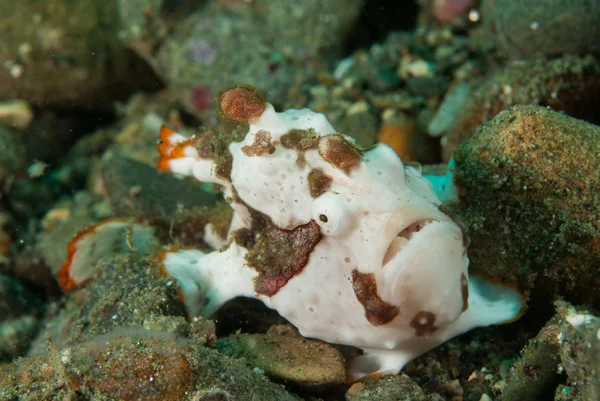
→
(0, 0, 599, 400)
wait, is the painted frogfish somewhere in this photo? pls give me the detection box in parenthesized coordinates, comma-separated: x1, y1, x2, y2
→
(60, 86, 524, 380)
(153, 86, 525, 379)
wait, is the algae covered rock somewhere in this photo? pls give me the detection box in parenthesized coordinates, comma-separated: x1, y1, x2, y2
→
(0, 274, 43, 361)
(41, 254, 187, 346)
(0, 124, 27, 186)
(451, 105, 600, 306)
(101, 154, 219, 217)
(555, 301, 600, 401)
(500, 314, 562, 401)
(0, 334, 300, 401)
(440, 55, 600, 160)
(11, 252, 300, 401)
(152, 0, 362, 121)
(482, 0, 600, 59)
(0, 0, 159, 109)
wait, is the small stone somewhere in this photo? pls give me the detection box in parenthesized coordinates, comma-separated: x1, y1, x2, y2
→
(556, 301, 600, 400)
(0, 99, 33, 129)
(345, 374, 427, 401)
(501, 313, 561, 401)
(439, 379, 463, 397)
(216, 327, 346, 390)
(143, 315, 189, 338)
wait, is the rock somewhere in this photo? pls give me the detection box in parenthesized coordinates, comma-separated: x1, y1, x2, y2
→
(450, 105, 600, 306)
(2, 109, 123, 221)
(13, 247, 62, 296)
(35, 195, 103, 275)
(0, 124, 27, 187)
(216, 325, 346, 390)
(142, 315, 190, 338)
(148, 0, 362, 122)
(0, 274, 43, 361)
(0, 99, 34, 129)
(0, 0, 160, 110)
(345, 374, 427, 401)
(555, 301, 600, 401)
(13, 244, 300, 401)
(0, 274, 43, 321)
(100, 153, 236, 251)
(0, 315, 39, 361)
(101, 154, 219, 217)
(0, 334, 301, 401)
(441, 55, 600, 160)
(482, 0, 600, 59)
(31, 254, 186, 349)
(500, 315, 562, 401)
(335, 100, 379, 148)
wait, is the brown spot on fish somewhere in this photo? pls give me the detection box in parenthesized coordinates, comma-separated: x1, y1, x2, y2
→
(280, 128, 318, 166)
(233, 227, 256, 249)
(242, 130, 278, 156)
(318, 134, 362, 174)
(307, 168, 332, 198)
(352, 269, 400, 326)
(212, 125, 247, 181)
(174, 126, 246, 182)
(246, 219, 323, 296)
(461, 273, 469, 312)
(219, 85, 266, 123)
(410, 311, 437, 337)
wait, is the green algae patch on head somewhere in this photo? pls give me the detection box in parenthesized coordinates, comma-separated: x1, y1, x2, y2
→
(219, 85, 266, 123)
(318, 134, 362, 174)
(245, 220, 322, 297)
(307, 168, 332, 198)
(280, 128, 319, 166)
(194, 126, 248, 181)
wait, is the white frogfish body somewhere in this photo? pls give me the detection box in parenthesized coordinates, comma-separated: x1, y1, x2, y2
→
(157, 86, 525, 379)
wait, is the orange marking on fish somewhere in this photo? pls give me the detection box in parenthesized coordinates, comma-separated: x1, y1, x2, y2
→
(171, 138, 196, 158)
(158, 125, 176, 156)
(157, 126, 196, 171)
(157, 157, 173, 172)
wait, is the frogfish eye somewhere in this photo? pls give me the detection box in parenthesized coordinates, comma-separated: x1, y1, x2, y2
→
(312, 194, 348, 236)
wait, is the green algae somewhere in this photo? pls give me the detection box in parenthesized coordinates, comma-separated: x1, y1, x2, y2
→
(451, 105, 600, 307)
